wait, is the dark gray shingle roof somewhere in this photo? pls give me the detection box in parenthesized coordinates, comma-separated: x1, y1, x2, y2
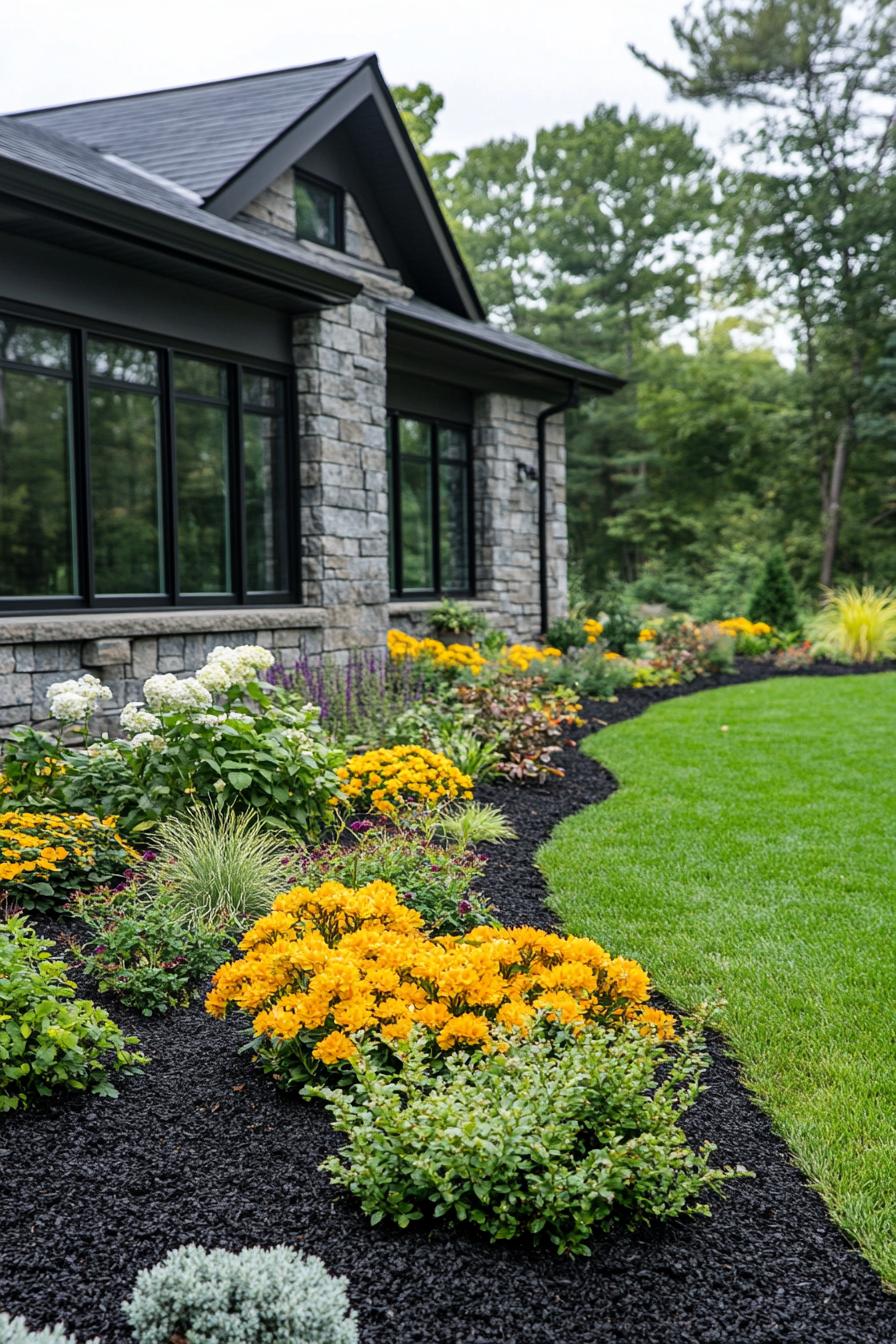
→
(11, 56, 371, 199)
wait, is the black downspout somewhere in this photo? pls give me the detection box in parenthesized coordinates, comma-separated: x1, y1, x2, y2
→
(536, 381, 580, 634)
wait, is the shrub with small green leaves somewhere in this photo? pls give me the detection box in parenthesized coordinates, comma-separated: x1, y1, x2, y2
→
(122, 1243, 357, 1344)
(67, 883, 229, 1017)
(315, 1018, 745, 1255)
(0, 1314, 97, 1344)
(0, 915, 147, 1111)
(749, 547, 800, 630)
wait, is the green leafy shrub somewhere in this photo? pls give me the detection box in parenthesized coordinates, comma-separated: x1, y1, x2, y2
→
(543, 646, 637, 699)
(0, 915, 146, 1111)
(749, 547, 800, 630)
(67, 884, 229, 1016)
(148, 806, 289, 929)
(424, 726, 502, 781)
(122, 1243, 357, 1344)
(599, 603, 642, 654)
(545, 615, 589, 653)
(0, 1314, 96, 1344)
(294, 823, 493, 935)
(315, 1020, 742, 1255)
(0, 806, 138, 913)
(3, 648, 345, 837)
(808, 584, 896, 662)
(428, 596, 490, 637)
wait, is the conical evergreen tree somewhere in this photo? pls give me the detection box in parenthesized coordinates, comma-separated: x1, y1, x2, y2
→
(749, 547, 799, 629)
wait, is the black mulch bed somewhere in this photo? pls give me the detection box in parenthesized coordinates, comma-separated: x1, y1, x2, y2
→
(3, 660, 895, 1344)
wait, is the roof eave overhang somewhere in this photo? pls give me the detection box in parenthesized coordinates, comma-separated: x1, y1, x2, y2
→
(386, 306, 625, 397)
(0, 156, 362, 308)
(203, 59, 485, 323)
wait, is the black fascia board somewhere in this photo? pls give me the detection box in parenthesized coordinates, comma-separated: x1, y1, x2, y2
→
(203, 59, 484, 323)
(386, 306, 625, 397)
(0, 155, 362, 308)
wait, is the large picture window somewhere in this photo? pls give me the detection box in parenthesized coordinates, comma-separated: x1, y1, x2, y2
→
(387, 413, 473, 597)
(0, 308, 295, 611)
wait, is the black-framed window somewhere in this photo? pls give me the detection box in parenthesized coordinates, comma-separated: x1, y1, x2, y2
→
(294, 170, 344, 249)
(387, 413, 474, 597)
(0, 308, 295, 612)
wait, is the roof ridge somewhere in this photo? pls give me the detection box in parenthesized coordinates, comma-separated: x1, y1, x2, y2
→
(7, 54, 374, 119)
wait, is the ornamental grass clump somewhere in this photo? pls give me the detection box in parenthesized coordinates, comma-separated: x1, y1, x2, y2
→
(206, 882, 674, 1084)
(148, 806, 289, 929)
(315, 1017, 743, 1255)
(809, 584, 896, 662)
(123, 1243, 357, 1344)
(335, 744, 473, 817)
(0, 809, 138, 913)
(0, 915, 146, 1111)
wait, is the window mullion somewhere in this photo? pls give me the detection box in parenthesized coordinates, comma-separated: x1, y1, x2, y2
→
(233, 367, 247, 602)
(431, 422, 441, 595)
(392, 416, 403, 597)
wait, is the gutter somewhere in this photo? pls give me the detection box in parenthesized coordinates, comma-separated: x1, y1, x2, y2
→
(537, 382, 579, 635)
(0, 157, 362, 307)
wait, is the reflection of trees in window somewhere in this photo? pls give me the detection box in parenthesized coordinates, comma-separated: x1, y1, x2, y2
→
(88, 341, 164, 596)
(389, 415, 472, 597)
(244, 373, 287, 594)
(0, 309, 293, 609)
(0, 318, 77, 597)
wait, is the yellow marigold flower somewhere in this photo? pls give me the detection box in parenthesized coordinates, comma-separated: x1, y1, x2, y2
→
(638, 627, 657, 642)
(436, 1012, 492, 1051)
(583, 618, 604, 644)
(603, 650, 621, 660)
(313, 1030, 358, 1065)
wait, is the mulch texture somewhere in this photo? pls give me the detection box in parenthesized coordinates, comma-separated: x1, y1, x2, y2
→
(3, 660, 895, 1344)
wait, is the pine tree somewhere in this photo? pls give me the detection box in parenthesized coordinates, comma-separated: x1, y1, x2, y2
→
(749, 548, 799, 629)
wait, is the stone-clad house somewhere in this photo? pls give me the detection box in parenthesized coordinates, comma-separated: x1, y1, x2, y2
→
(0, 54, 621, 726)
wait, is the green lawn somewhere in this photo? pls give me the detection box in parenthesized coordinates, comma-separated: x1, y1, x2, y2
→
(539, 674, 896, 1284)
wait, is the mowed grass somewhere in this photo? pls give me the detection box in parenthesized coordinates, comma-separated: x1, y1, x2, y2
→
(539, 675, 896, 1284)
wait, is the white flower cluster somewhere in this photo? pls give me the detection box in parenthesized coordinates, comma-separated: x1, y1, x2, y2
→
(123, 1243, 358, 1344)
(120, 701, 162, 735)
(196, 643, 275, 694)
(46, 673, 112, 724)
(142, 674, 213, 714)
(0, 1313, 98, 1344)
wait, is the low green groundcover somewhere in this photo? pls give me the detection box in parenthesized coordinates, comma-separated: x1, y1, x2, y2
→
(539, 674, 896, 1285)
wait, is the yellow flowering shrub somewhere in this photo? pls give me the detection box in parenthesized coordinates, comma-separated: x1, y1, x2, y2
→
(206, 880, 675, 1082)
(0, 809, 139, 913)
(334, 744, 473, 817)
(583, 618, 604, 644)
(638, 627, 657, 643)
(499, 644, 563, 672)
(386, 629, 485, 675)
(718, 617, 772, 638)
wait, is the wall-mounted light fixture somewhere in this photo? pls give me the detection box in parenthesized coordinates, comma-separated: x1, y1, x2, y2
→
(516, 460, 538, 484)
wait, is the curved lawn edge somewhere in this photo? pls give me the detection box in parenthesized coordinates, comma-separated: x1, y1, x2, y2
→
(537, 671, 896, 1289)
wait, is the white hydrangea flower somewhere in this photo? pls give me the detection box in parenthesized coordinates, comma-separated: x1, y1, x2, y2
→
(46, 673, 113, 723)
(120, 701, 162, 736)
(142, 674, 212, 713)
(196, 643, 275, 693)
(130, 732, 165, 750)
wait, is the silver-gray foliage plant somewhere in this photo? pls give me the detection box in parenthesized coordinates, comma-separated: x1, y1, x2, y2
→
(0, 1314, 98, 1344)
(122, 1243, 358, 1344)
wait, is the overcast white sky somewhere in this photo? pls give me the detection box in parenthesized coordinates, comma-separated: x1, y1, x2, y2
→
(2, 0, 732, 156)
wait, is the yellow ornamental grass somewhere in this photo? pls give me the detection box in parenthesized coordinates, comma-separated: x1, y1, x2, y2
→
(335, 744, 473, 817)
(206, 880, 675, 1079)
(809, 584, 896, 663)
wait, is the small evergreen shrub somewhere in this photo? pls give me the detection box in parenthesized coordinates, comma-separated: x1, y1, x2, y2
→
(0, 915, 146, 1111)
(748, 547, 800, 630)
(122, 1244, 357, 1344)
(315, 1020, 743, 1255)
(0, 1314, 96, 1344)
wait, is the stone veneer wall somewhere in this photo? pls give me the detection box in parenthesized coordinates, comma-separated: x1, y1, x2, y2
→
(472, 394, 568, 641)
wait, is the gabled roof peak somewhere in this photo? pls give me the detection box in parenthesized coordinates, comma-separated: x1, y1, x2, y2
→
(8, 55, 374, 119)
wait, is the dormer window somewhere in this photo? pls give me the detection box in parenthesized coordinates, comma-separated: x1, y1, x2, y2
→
(293, 170, 343, 249)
